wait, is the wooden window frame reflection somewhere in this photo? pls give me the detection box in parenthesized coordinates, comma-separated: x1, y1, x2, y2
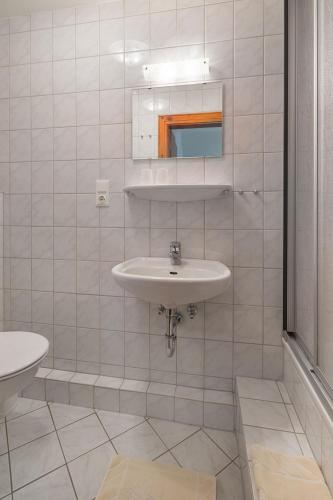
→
(158, 112, 223, 158)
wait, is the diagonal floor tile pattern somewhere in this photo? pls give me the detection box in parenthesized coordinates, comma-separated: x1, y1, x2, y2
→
(171, 430, 231, 475)
(112, 421, 167, 460)
(7, 406, 54, 450)
(10, 432, 65, 490)
(0, 397, 243, 500)
(148, 418, 199, 449)
(68, 442, 116, 500)
(57, 413, 109, 462)
(49, 402, 94, 429)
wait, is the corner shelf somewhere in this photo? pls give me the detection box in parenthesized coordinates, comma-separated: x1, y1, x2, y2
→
(123, 184, 232, 202)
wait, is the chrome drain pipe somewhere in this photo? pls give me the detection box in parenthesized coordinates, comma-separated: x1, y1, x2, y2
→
(163, 308, 183, 358)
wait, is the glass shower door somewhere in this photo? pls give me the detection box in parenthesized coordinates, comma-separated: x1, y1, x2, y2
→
(289, 0, 333, 393)
(294, 0, 318, 360)
(317, 0, 333, 388)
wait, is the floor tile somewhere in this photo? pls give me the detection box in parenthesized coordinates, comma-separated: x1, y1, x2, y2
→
(237, 378, 282, 402)
(204, 428, 238, 460)
(10, 433, 65, 490)
(68, 442, 116, 500)
(6, 399, 46, 421)
(172, 430, 231, 475)
(0, 423, 8, 455)
(217, 462, 244, 500)
(148, 418, 199, 449)
(243, 425, 302, 458)
(58, 414, 109, 462)
(112, 421, 167, 460)
(49, 402, 94, 429)
(96, 410, 145, 439)
(297, 433, 314, 458)
(277, 381, 291, 403)
(13, 466, 76, 500)
(7, 406, 54, 450)
(0, 454, 11, 498)
(239, 398, 293, 432)
(0, 402, 242, 499)
(154, 451, 179, 466)
(286, 404, 303, 433)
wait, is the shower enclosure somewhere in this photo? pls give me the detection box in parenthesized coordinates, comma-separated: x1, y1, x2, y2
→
(286, 0, 333, 398)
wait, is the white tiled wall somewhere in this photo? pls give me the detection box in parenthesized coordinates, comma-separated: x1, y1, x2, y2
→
(283, 340, 333, 494)
(0, 0, 284, 389)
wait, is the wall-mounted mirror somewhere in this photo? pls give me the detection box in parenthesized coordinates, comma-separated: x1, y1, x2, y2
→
(132, 82, 223, 160)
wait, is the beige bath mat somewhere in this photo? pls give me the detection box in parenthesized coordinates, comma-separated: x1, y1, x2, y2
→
(251, 445, 332, 500)
(95, 455, 216, 500)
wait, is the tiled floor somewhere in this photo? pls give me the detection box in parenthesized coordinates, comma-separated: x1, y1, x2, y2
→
(0, 398, 243, 500)
(235, 377, 323, 500)
(236, 376, 314, 459)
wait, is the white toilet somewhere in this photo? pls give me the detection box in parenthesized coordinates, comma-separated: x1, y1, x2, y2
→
(0, 331, 49, 417)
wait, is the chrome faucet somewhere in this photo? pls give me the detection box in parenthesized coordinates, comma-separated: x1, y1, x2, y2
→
(169, 241, 181, 265)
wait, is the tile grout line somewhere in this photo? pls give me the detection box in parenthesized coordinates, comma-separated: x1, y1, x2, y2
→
(275, 380, 301, 435)
(161, 426, 202, 454)
(5, 400, 47, 423)
(152, 447, 180, 466)
(231, 455, 241, 470)
(95, 410, 147, 442)
(46, 402, 79, 500)
(240, 420, 298, 435)
(65, 437, 110, 466)
(215, 455, 238, 478)
(48, 403, 94, 430)
(6, 428, 56, 454)
(94, 409, 118, 455)
(145, 417, 179, 461)
(201, 427, 237, 462)
(238, 394, 284, 404)
(9, 463, 66, 497)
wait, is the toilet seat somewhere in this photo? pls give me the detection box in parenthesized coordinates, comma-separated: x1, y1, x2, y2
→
(0, 332, 49, 380)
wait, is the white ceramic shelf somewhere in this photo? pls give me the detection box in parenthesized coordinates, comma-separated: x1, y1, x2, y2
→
(123, 184, 232, 202)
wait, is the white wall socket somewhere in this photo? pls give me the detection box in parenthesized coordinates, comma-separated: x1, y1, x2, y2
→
(96, 179, 110, 207)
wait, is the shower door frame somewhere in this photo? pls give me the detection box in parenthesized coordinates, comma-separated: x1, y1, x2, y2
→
(284, 0, 333, 408)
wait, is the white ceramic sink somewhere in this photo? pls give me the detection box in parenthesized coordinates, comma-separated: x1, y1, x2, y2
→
(112, 257, 231, 308)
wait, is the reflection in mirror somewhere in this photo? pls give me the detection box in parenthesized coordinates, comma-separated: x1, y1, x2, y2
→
(132, 82, 223, 160)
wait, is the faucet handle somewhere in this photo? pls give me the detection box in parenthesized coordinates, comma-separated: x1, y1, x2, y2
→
(170, 241, 181, 252)
(169, 241, 181, 264)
